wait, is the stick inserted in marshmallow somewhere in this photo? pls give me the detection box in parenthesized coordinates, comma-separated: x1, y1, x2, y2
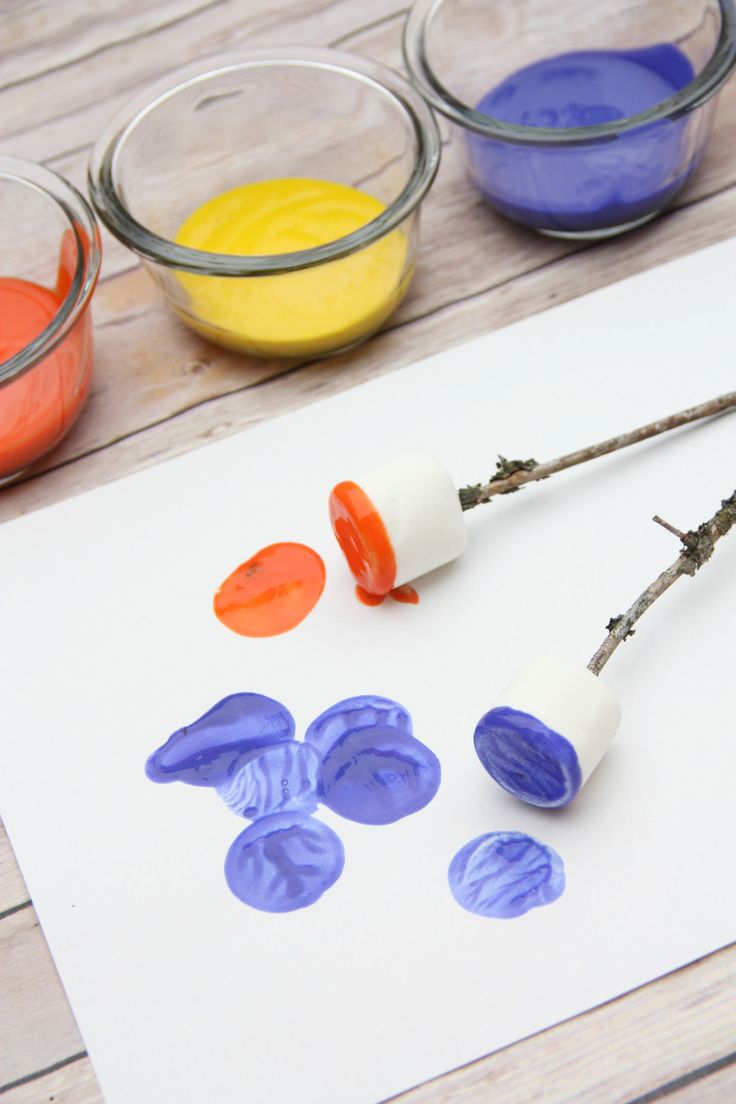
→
(328, 392, 735, 599)
(474, 657, 621, 808)
(329, 452, 467, 597)
(474, 491, 735, 808)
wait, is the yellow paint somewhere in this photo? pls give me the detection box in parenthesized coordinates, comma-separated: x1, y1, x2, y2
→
(174, 178, 410, 358)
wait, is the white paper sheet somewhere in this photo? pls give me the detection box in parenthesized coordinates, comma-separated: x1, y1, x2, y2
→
(1, 238, 735, 1104)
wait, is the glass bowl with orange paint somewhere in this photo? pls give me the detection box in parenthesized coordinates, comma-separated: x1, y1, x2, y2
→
(0, 157, 101, 485)
(88, 47, 440, 361)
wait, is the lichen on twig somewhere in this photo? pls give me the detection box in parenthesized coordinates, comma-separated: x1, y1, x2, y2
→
(458, 391, 736, 511)
(587, 491, 736, 676)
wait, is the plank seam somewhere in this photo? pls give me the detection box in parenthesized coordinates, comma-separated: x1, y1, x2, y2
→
(0, 899, 31, 921)
(0, 0, 401, 101)
(0, 0, 231, 94)
(6, 3, 409, 163)
(331, 5, 407, 46)
(0, 1051, 87, 1096)
(624, 1049, 736, 1104)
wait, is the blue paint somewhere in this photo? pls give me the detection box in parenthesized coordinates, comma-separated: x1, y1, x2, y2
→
(145, 693, 294, 787)
(448, 831, 565, 919)
(148, 691, 441, 912)
(217, 740, 320, 818)
(466, 46, 697, 234)
(308, 696, 440, 826)
(224, 813, 345, 912)
(305, 695, 412, 758)
(474, 706, 581, 808)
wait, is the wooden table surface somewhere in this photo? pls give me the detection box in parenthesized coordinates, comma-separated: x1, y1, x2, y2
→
(1, 2, 735, 1101)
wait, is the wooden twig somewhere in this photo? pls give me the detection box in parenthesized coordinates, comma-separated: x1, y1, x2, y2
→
(587, 492, 736, 676)
(459, 391, 736, 510)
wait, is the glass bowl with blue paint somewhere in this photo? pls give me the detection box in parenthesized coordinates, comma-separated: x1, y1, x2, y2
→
(404, 0, 736, 239)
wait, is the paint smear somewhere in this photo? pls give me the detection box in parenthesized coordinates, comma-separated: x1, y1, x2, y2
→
(217, 740, 320, 819)
(474, 706, 582, 808)
(214, 542, 325, 638)
(448, 831, 565, 919)
(225, 813, 345, 912)
(356, 583, 420, 607)
(306, 695, 440, 825)
(145, 693, 295, 787)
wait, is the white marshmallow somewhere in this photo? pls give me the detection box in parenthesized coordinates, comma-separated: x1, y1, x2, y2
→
(496, 655, 622, 786)
(352, 452, 468, 587)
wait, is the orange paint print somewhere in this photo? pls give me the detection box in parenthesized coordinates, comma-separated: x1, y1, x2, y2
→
(329, 480, 397, 598)
(214, 542, 326, 638)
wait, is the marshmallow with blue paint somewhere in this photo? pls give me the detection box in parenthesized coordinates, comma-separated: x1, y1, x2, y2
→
(474, 656, 621, 808)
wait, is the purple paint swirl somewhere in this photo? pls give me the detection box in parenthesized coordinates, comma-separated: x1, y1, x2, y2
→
(307, 695, 441, 825)
(217, 740, 319, 819)
(474, 706, 582, 808)
(449, 831, 565, 919)
(145, 693, 294, 787)
(225, 813, 345, 912)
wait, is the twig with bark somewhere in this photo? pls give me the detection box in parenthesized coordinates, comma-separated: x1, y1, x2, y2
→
(459, 392, 736, 510)
(587, 492, 736, 676)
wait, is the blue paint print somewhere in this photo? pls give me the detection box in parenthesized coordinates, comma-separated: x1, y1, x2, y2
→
(225, 813, 345, 912)
(217, 740, 320, 819)
(466, 45, 697, 234)
(145, 693, 294, 787)
(148, 690, 441, 912)
(448, 831, 565, 919)
(305, 695, 412, 758)
(309, 696, 440, 826)
(474, 706, 581, 808)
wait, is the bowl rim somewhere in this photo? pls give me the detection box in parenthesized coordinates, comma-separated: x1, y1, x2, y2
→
(403, 0, 736, 145)
(0, 156, 101, 386)
(88, 46, 441, 276)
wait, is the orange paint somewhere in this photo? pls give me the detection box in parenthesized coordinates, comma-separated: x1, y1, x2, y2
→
(329, 480, 397, 598)
(214, 542, 326, 637)
(356, 585, 386, 606)
(390, 584, 419, 605)
(0, 272, 93, 480)
(355, 583, 420, 607)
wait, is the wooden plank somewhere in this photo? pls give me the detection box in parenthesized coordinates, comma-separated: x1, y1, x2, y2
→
(388, 947, 736, 1104)
(658, 1060, 736, 1103)
(0, 0, 220, 88)
(0, 823, 29, 916)
(0, 0, 406, 150)
(1, 182, 734, 524)
(0, 910, 85, 1089)
(2, 1058, 99, 1104)
(1, 929, 733, 1102)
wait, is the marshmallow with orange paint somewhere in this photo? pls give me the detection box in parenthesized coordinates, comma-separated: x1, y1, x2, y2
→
(329, 452, 468, 596)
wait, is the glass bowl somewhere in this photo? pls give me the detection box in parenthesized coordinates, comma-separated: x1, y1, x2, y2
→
(88, 48, 441, 360)
(404, 0, 736, 239)
(0, 156, 101, 486)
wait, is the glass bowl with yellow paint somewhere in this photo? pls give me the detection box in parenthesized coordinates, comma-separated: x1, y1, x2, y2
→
(88, 48, 440, 359)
